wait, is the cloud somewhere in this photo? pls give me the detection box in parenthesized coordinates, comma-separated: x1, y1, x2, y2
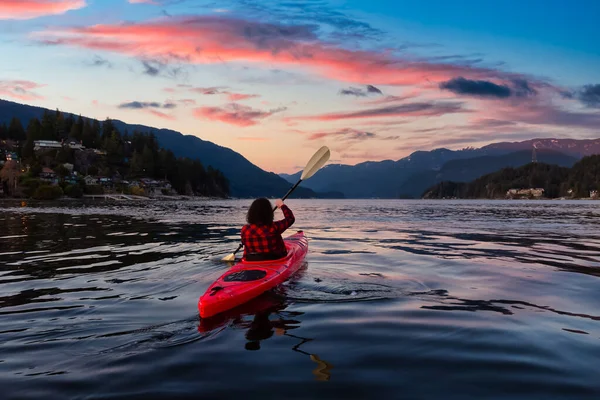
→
(118, 101, 176, 109)
(140, 59, 183, 78)
(578, 84, 600, 108)
(172, 85, 260, 101)
(487, 101, 600, 130)
(202, 0, 383, 41)
(339, 85, 382, 97)
(193, 103, 286, 126)
(87, 55, 112, 68)
(227, 92, 260, 101)
(36, 15, 531, 87)
(366, 85, 383, 95)
(290, 101, 468, 122)
(177, 98, 197, 106)
(142, 61, 161, 76)
(339, 87, 368, 97)
(307, 128, 376, 141)
(439, 76, 538, 99)
(440, 77, 511, 98)
(129, 0, 158, 4)
(148, 109, 175, 120)
(190, 86, 225, 95)
(363, 90, 421, 105)
(0, 80, 45, 101)
(0, 0, 85, 20)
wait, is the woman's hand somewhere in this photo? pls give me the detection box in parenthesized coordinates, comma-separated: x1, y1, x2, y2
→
(275, 199, 284, 208)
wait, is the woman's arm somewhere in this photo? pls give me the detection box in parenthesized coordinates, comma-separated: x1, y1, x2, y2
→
(273, 201, 295, 234)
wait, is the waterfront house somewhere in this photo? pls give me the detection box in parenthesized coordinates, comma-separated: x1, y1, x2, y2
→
(84, 176, 98, 186)
(506, 188, 545, 199)
(66, 140, 85, 150)
(40, 167, 58, 184)
(34, 140, 62, 152)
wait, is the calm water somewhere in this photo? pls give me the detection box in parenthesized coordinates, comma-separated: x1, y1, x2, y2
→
(1, 199, 599, 399)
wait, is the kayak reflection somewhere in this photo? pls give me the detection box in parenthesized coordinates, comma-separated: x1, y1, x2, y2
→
(198, 286, 333, 381)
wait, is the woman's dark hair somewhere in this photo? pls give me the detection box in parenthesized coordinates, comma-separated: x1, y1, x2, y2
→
(246, 197, 274, 225)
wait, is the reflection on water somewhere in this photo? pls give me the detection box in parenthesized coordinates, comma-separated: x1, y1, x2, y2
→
(1, 199, 600, 398)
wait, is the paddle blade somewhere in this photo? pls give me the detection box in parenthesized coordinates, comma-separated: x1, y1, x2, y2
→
(301, 146, 330, 180)
(221, 252, 236, 262)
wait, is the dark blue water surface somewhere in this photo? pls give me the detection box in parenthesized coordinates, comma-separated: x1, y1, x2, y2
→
(1, 199, 599, 399)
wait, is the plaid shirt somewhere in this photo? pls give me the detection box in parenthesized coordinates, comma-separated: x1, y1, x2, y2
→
(241, 205, 295, 258)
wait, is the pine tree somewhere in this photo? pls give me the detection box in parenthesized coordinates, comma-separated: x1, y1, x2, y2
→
(0, 123, 7, 139)
(8, 117, 26, 141)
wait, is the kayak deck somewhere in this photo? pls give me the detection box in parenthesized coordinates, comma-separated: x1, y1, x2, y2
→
(199, 231, 308, 318)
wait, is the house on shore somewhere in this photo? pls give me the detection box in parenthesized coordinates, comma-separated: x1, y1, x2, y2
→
(34, 140, 62, 152)
(506, 188, 545, 199)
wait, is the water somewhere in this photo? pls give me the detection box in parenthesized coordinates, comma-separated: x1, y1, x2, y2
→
(1, 199, 599, 399)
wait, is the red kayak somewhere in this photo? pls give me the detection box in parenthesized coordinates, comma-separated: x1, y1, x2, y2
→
(199, 231, 308, 318)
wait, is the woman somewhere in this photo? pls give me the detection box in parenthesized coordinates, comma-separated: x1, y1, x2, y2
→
(241, 197, 295, 261)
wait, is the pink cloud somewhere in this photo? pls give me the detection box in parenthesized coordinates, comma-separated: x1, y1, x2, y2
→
(37, 15, 526, 86)
(307, 128, 376, 141)
(480, 98, 600, 130)
(0, 0, 85, 20)
(148, 109, 175, 120)
(289, 101, 469, 122)
(0, 80, 45, 101)
(177, 99, 197, 106)
(193, 103, 286, 127)
(227, 93, 260, 102)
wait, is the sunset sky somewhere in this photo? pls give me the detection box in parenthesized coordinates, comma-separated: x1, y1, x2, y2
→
(1, 0, 599, 173)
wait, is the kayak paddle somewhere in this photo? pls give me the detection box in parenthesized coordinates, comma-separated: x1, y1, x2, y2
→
(221, 145, 330, 262)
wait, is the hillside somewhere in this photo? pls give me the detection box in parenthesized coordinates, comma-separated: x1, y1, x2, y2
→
(0, 99, 320, 198)
(281, 139, 599, 198)
(422, 155, 600, 199)
(396, 149, 578, 198)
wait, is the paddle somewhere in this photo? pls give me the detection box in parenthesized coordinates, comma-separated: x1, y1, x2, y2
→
(221, 146, 330, 262)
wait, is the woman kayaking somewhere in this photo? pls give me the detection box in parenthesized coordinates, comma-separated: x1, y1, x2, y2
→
(241, 198, 295, 261)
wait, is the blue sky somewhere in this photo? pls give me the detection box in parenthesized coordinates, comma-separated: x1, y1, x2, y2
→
(1, 0, 599, 172)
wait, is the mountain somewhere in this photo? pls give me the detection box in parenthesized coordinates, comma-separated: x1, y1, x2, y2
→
(423, 155, 600, 200)
(0, 99, 319, 198)
(482, 138, 600, 157)
(397, 149, 579, 198)
(280, 139, 600, 198)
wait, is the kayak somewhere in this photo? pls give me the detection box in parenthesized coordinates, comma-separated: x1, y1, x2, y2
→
(199, 230, 308, 318)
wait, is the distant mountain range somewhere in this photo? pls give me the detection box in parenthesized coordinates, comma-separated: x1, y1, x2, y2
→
(281, 138, 600, 198)
(0, 99, 334, 198)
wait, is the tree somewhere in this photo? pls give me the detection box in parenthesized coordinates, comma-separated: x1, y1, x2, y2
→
(29, 163, 42, 177)
(0, 160, 22, 196)
(82, 119, 94, 148)
(70, 115, 83, 141)
(40, 111, 55, 140)
(8, 117, 26, 141)
(55, 164, 70, 179)
(92, 120, 101, 148)
(141, 145, 155, 177)
(55, 109, 66, 139)
(102, 118, 115, 140)
(0, 123, 7, 139)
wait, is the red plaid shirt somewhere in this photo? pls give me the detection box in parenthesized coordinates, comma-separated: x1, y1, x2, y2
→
(241, 205, 295, 259)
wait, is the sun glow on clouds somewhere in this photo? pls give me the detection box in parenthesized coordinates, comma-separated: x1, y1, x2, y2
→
(37, 16, 525, 87)
(0, 0, 85, 20)
(0, 80, 45, 101)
